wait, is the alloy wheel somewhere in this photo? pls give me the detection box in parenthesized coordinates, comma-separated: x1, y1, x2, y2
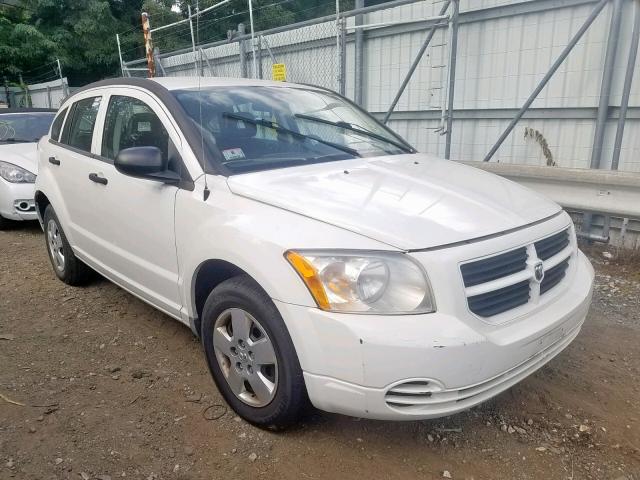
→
(212, 308, 278, 407)
(47, 219, 65, 273)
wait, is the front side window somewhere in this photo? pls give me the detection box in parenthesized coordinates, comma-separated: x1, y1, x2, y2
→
(0, 112, 55, 144)
(101, 95, 170, 162)
(172, 86, 414, 174)
(63, 97, 101, 152)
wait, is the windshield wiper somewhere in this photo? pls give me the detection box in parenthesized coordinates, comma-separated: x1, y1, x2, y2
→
(294, 113, 414, 153)
(222, 112, 360, 158)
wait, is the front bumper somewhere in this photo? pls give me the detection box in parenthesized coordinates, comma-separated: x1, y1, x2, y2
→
(275, 250, 593, 420)
(0, 179, 37, 221)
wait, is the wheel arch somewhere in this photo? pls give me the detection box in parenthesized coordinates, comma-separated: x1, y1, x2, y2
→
(191, 258, 260, 337)
(34, 190, 50, 228)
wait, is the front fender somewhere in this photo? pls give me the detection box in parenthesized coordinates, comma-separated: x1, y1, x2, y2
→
(175, 176, 396, 319)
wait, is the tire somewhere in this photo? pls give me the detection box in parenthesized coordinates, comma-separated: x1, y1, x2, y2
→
(201, 274, 308, 429)
(43, 205, 92, 286)
(0, 215, 8, 230)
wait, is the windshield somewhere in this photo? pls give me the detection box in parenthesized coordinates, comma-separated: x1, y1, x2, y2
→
(0, 112, 55, 144)
(172, 86, 414, 174)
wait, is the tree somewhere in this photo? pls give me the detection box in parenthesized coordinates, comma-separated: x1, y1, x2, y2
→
(0, 0, 149, 84)
(0, 4, 56, 80)
(0, 0, 362, 85)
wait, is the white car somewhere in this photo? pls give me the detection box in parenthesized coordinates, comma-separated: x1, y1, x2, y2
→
(0, 109, 55, 229)
(35, 77, 594, 428)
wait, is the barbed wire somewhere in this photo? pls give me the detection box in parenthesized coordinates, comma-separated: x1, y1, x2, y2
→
(22, 68, 59, 84)
(115, 0, 338, 41)
(17, 60, 59, 77)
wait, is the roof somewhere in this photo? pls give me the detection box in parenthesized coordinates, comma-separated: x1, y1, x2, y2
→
(0, 108, 56, 114)
(150, 76, 320, 91)
(69, 77, 325, 101)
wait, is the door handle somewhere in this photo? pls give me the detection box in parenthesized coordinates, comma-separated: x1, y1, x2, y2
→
(88, 173, 108, 185)
(48, 156, 60, 166)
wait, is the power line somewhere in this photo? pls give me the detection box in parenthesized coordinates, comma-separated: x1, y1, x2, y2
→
(18, 60, 59, 76)
(0, 1, 26, 10)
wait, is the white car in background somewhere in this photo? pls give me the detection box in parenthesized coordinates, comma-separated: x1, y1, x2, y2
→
(0, 108, 56, 229)
(35, 78, 594, 428)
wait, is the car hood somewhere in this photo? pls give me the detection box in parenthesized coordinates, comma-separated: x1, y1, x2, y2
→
(0, 142, 38, 174)
(226, 154, 562, 250)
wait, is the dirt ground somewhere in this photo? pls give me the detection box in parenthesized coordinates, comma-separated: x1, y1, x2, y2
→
(1, 223, 639, 480)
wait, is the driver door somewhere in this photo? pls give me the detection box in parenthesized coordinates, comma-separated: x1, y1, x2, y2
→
(86, 90, 187, 318)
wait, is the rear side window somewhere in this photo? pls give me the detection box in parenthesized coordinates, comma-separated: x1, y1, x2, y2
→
(50, 108, 67, 141)
(62, 97, 101, 152)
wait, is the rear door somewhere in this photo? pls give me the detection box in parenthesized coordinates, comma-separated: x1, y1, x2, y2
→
(50, 94, 104, 253)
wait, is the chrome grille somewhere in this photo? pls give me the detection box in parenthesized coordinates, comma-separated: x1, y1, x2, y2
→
(460, 228, 572, 318)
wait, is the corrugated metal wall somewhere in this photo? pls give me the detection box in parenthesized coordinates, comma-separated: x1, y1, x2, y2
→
(363, 0, 639, 171)
(151, 0, 639, 172)
(2, 78, 69, 109)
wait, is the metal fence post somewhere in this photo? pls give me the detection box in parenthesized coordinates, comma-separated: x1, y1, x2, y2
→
(354, 0, 365, 106)
(257, 36, 263, 79)
(199, 48, 215, 76)
(338, 17, 347, 95)
(444, 0, 459, 160)
(3, 76, 10, 108)
(56, 59, 68, 97)
(584, 0, 622, 239)
(46, 85, 52, 108)
(188, 5, 198, 75)
(611, 0, 640, 171)
(383, 0, 451, 124)
(239, 23, 247, 78)
(116, 34, 125, 76)
(248, 0, 257, 78)
(18, 73, 31, 107)
(154, 48, 166, 76)
(483, 0, 609, 162)
(590, 0, 623, 169)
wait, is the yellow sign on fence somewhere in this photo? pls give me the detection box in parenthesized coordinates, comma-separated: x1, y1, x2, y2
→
(272, 63, 286, 82)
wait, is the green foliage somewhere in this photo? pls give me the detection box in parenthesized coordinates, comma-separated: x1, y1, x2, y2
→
(0, 0, 357, 85)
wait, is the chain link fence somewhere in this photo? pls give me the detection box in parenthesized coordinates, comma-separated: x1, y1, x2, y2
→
(118, 0, 639, 176)
(254, 20, 339, 89)
(136, 21, 341, 90)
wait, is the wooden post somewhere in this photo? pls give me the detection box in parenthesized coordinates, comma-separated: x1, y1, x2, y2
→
(142, 12, 156, 78)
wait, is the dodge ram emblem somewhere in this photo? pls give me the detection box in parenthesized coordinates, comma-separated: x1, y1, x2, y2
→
(534, 262, 545, 283)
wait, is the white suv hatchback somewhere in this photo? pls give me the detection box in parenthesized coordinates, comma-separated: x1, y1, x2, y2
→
(35, 77, 594, 428)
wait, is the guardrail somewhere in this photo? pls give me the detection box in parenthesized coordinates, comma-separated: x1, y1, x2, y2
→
(459, 162, 640, 220)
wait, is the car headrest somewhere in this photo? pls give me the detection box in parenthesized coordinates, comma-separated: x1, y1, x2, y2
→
(128, 112, 161, 134)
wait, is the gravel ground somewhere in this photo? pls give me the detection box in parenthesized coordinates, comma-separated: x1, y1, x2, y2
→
(1, 223, 639, 480)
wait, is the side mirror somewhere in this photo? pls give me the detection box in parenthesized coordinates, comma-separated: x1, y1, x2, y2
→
(114, 146, 180, 185)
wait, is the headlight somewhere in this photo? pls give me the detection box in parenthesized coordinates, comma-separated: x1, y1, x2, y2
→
(0, 161, 36, 183)
(285, 250, 435, 314)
